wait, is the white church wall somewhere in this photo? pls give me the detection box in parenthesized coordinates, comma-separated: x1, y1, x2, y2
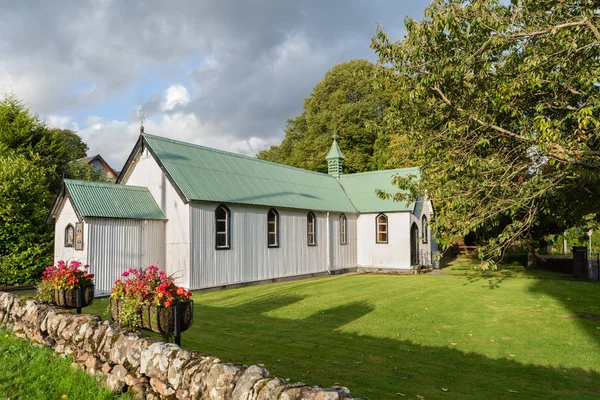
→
(124, 147, 190, 287)
(357, 212, 412, 269)
(410, 198, 436, 267)
(86, 218, 166, 296)
(189, 202, 352, 289)
(53, 197, 89, 267)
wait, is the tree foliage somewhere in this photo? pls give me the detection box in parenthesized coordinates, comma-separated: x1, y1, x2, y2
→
(372, 0, 600, 258)
(0, 95, 93, 285)
(0, 96, 89, 193)
(257, 59, 408, 172)
(0, 154, 53, 285)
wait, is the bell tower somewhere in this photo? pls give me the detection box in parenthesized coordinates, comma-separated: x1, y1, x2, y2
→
(326, 133, 345, 178)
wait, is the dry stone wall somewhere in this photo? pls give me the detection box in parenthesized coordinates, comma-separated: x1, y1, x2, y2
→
(0, 292, 360, 400)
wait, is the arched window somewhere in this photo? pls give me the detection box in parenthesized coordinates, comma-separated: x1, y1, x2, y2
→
(215, 205, 231, 249)
(339, 214, 347, 245)
(267, 208, 279, 248)
(376, 213, 388, 244)
(65, 224, 75, 247)
(422, 216, 428, 244)
(411, 222, 419, 265)
(307, 212, 316, 246)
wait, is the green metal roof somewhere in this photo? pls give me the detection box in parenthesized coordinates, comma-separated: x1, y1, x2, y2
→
(338, 167, 419, 213)
(143, 134, 357, 212)
(326, 138, 345, 160)
(64, 179, 166, 220)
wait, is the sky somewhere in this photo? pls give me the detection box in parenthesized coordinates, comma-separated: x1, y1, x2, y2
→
(0, 0, 430, 171)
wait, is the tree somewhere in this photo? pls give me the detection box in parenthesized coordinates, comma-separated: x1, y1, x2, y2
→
(0, 153, 53, 285)
(0, 96, 89, 191)
(0, 95, 94, 284)
(371, 0, 600, 258)
(257, 59, 405, 173)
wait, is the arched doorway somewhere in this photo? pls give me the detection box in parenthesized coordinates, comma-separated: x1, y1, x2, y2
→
(410, 222, 419, 266)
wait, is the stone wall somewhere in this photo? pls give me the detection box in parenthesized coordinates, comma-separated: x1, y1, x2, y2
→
(0, 292, 360, 400)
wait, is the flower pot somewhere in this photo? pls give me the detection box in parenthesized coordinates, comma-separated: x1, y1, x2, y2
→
(140, 301, 194, 334)
(110, 298, 194, 334)
(52, 285, 94, 309)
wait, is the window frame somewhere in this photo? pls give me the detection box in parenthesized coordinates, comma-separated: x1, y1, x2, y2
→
(422, 215, 428, 244)
(64, 224, 75, 248)
(267, 208, 280, 248)
(376, 213, 388, 244)
(215, 204, 231, 250)
(307, 211, 317, 246)
(339, 214, 347, 245)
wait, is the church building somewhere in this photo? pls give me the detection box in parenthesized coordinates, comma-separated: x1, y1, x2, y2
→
(49, 133, 437, 296)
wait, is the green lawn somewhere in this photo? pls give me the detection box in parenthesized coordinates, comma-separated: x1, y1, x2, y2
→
(0, 330, 128, 400)
(441, 255, 576, 280)
(12, 260, 600, 400)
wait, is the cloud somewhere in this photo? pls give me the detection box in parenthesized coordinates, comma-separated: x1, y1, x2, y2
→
(44, 115, 79, 131)
(77, 110, 279, 170)
(0, 0, 430, 168)
(161, 85, 190, 112)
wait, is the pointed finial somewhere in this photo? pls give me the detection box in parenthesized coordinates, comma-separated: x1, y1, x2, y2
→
(138, 108, 145, 134)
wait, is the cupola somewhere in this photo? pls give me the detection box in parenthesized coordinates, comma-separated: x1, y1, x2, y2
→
(326, 134, 345, 178)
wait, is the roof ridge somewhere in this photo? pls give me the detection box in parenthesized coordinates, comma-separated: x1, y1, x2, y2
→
(161, 159, 347, 191)
(64, 179, 150, 191)
(341, 167, 420, 177)
(143, 133, 335, 179)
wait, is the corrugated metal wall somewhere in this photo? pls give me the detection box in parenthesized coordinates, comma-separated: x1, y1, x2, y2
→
(330, 213, 358, 269)
(87, 218, 166, 296)
(189, 202, 358, 290)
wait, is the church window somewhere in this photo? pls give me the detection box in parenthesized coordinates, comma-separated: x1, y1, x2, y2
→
(267, 208, 279, 248)
(376, 214, 388, 243)
(65, 224, 74, 247)
(339, 214, 347, 245)
(215, 205, 231, 249)
(307, 212, 316, 246)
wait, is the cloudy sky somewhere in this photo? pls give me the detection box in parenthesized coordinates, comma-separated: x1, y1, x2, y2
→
(0, 0, 430, 170)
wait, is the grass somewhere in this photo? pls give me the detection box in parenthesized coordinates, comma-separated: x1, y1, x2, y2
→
(441, 255, 575, 280)
(12, 258, 600, 399)
(0, 330, 128, 400)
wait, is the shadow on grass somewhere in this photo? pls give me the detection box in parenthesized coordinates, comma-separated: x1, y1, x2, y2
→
(444, 256, 600, 351)
(443, 256, 581, 290)
(182, 293, 600, 400)
(529, 277, 600, 351)
(12, 282, 600, 399)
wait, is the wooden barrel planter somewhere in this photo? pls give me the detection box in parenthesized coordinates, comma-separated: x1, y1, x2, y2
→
(110, 299, 194, 344)
(52, 285, 94, 314)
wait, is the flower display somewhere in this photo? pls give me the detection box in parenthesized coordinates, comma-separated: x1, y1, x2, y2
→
(110, 266, 192, 331)
(41, 260, 94, 290)
(111, 266, 191, 307)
